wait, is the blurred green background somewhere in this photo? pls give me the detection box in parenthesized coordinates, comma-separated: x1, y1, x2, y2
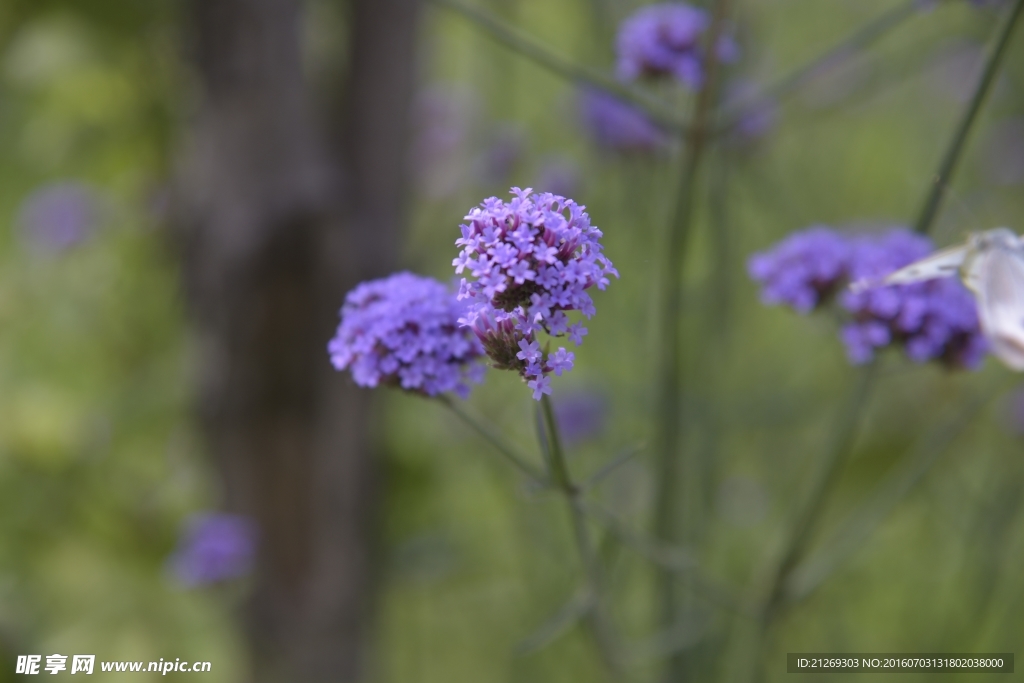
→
(0, 0, 1022, 681)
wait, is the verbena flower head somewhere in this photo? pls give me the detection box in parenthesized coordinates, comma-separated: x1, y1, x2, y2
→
(723, 80, 778, 147)
(580, 89, 668, 153)
(476, 123, 526, 186)
(747, 227, 849, 313)
(454, 188, 618, 399)
(169, 513, 257, 587)
(616, 2, 738, 89)
(411, 85, 474, 199)
(328, 272, 487, 398)
(749, 227, 987, 369)
(17, 181, 102, 252)
(535, 157, 582, 198)
(553, 389, 608, 445)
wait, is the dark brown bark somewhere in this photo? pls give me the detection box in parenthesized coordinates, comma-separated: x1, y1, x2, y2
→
(175, 0, 420, 680)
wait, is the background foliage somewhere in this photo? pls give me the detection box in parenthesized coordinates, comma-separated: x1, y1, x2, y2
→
(0, 0, 1022, 680)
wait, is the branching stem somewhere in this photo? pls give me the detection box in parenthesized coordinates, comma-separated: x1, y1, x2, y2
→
(539, 395, 625, 679)
(914, 0, 1024, 235)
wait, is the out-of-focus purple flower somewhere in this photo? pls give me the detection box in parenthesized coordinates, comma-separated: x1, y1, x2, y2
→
(476, 123, 526, 187)
(840, 230, 986, 368)
(454, 188, 618, 399)
(411, 86, 475, 199)
(749, 227, 987, 369)
(553, 389, 608, 445)
(328, 272, 487, 398)
(579, 89, 668, 153)
(723, 80, 778, 146)
(534, 157, 582, 198)
(1000, 386, 1024, 436)
(747, 227, 850, 313)
(983, 118, 1024, 186)
(169, 513, 257, 587)
(616, 2, 738, 89)
(927, 41, 985, 104)
(17, 181, 102, 252)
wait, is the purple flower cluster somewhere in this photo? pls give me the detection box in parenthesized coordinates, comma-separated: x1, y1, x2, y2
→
(616, 2, 738, 89)
(553, 389, 608, 445)
(723, 80, 779, 146)
(535, 157, 582, 198)
(454, 188, 618, 400)
(169, 513, 257, 587)
(17, 181, 102, 253)
(749, 227, 987, 369)
(840, 231, 987, 367)
(579, 89, 668, 153)
(747, 227, 849, 313)
(328, 272, 487, 398)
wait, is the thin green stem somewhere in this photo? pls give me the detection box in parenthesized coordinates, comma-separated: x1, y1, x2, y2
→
(580, 444, 646, 492)
(580, 501, 755, 618)
(540, 395, 625, 680)
(757, 364, 876, 623)
(747, 365, 876, 683)
(651, 0, 731, 670)
(787, 387, 1003, 604)
(913, 0, 1024, 235)
(429, 0, 685, 133)
(438, 395, 546, 481)
(717, 0, 926, 133)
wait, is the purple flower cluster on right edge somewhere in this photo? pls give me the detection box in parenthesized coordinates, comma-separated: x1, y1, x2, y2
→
(748, 227, 988, 369)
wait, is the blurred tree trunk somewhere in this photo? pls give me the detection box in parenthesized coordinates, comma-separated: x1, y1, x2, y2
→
(174, 0, 419, 680)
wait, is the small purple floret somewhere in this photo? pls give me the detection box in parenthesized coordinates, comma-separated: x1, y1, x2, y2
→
(328, 272, 487, 398)
(454, 188, 618, 399)
(169, 513, 258, 587)
(616, 2, 738, 89)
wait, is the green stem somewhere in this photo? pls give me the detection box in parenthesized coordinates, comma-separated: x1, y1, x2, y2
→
(717, 0, 926, 133)
(540, 395, 625, 680)
(439, 395, 546, 481)
(651, 0, 731, 670)
(429, 0, 685, 132)
(786, 387, 1003, 604)
(913, 0, 1024, 235)
(581, 501, 755, 617)
(757, 364, 876, 623)
(747, 366, 875, 683)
